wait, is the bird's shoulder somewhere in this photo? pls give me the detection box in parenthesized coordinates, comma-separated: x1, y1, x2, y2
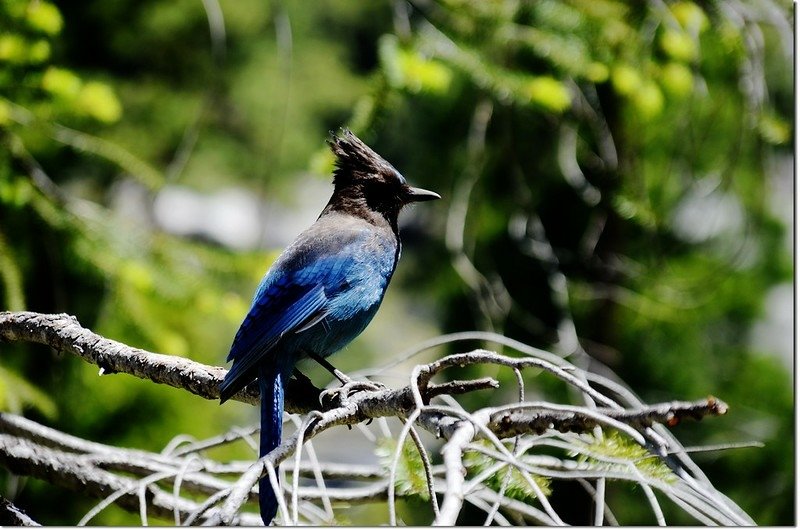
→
(252, 212, 396, 298)
(280, 212, 397, 269)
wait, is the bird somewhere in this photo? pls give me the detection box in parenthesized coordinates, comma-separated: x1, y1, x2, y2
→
(219, 129, 440, 524)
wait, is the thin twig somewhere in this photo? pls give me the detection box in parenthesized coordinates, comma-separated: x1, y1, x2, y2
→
(407, 423, 440, 518)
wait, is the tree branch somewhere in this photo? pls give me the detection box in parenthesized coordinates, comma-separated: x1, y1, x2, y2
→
(0, 311, 319, 412)
(0, 312, 499, 415)
(487, 397, 729, 438)
(0, 496, 40, 526)
(0, 311, 750, 526)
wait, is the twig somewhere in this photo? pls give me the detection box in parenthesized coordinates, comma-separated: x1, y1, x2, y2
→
(170, 425, 260, 457)
(291, 412, 322, 524)
(408, 423, 440, 518)
(0, 496, 40, 526)
(435, 416, 476, 525)
(182, 488, 231, 526)
(388, 408, 421, 525)
(486, 397, 728, 439)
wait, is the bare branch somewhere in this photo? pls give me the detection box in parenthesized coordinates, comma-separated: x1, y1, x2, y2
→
(0, 496, 40, 526)
(436, 417, 478, 525)
(0, 311, 751, 525)
(1, 311, 327, 413)
(487, 397, 728, 439)
(0, 312, 249, 400)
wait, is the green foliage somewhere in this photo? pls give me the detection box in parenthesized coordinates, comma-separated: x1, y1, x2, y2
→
(376, 436, 430, 500)
(0, 1, 121, 126)
(579, 431, 674, 483)
(464, 441, 552, 502)
(0, 227, 24, 310)
(0, 365, 56, 417)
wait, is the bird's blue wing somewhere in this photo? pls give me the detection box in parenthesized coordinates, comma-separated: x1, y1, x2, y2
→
(228, 280, 329, 362)
(220, 279, 328, 401)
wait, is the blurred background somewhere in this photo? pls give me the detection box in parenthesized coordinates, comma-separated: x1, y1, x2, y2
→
(0, 0, 793, 525)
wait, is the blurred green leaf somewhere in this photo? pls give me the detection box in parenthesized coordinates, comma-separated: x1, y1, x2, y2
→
(25, 1, 63, 35)
(671, 1, 709, 34)
(611, 64, 642, 96)
(524, 76, 571, 113)
(632, 81, 664, 119)
(660, 62, 694, 97)
(41, 67, 82, 99)
(76, 82, 123, 123)
(660, 29, 698, 63)
(0, 34, 28, 64)
(0, 366, 57, 418)
(758, 112, 791, 145)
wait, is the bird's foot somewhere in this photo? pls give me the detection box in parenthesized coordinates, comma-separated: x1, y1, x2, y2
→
(319, 378, 387, 408)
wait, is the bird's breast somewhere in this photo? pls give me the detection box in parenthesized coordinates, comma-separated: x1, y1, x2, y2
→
(303, 231, 397, 356)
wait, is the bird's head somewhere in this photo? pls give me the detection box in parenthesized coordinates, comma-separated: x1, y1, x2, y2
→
(326, 129, 440, 224)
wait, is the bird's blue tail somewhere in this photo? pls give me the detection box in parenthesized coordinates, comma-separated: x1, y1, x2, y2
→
(258, 363, 290, 525)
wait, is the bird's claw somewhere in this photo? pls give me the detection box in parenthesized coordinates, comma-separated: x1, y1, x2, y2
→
(319, 379, 387, 408)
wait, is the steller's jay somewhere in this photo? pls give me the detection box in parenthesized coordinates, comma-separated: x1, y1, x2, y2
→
(219, 130, 440, 524)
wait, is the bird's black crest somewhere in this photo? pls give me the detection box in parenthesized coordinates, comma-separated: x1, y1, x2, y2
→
(327, 129, 402, 185)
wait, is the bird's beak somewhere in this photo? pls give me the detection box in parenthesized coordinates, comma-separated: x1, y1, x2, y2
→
(405, 186, 441, 202)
